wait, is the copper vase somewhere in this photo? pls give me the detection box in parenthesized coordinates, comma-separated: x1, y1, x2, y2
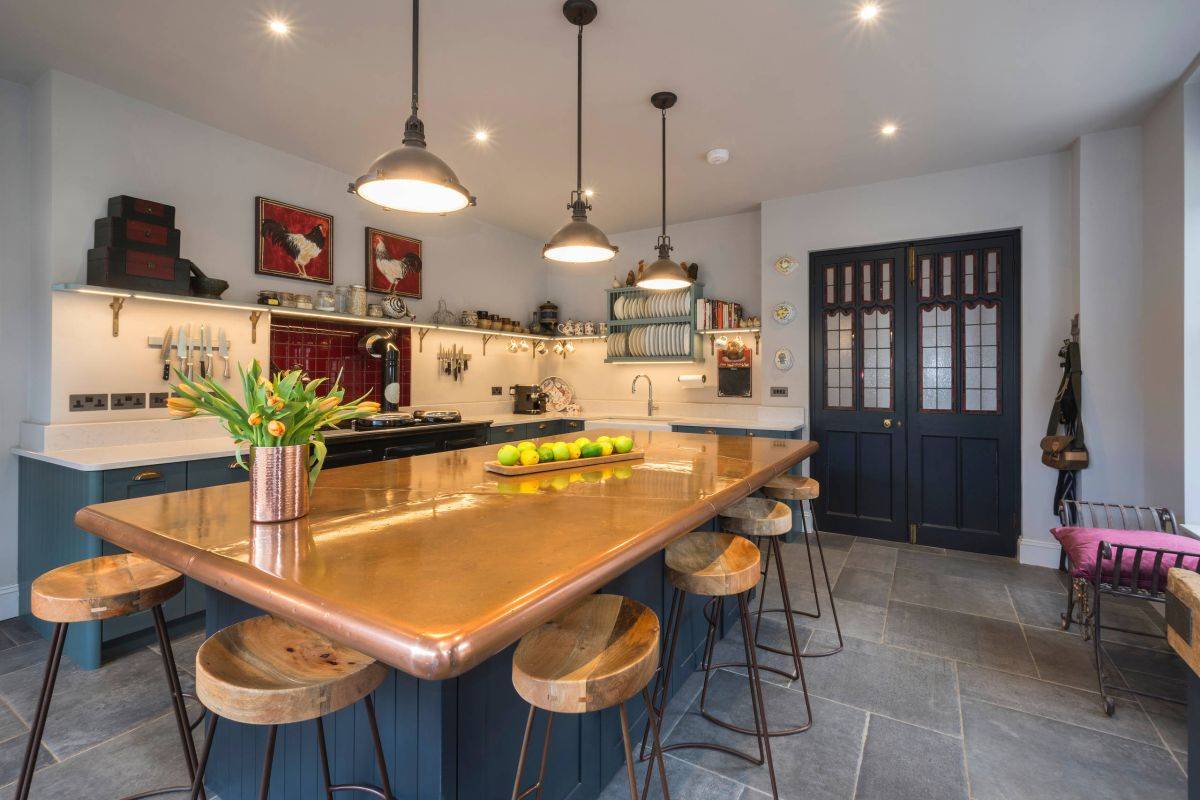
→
(249, 444, 310, 522)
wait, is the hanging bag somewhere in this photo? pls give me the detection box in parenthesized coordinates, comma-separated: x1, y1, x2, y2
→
(1041, 339, 1089, 470)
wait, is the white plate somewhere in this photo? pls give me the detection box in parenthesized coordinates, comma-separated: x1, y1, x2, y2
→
(773, 302, 797, 325)
(775, 255, 798, 275)
(774, 348, 794, 371)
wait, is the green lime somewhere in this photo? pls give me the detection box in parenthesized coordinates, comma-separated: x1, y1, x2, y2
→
(497, 444, 520, 466)
(537, 445, 556, 463)
(581, 443, 604, 458)
(613, 436, 634, 454)
(552, 443, 571, 461)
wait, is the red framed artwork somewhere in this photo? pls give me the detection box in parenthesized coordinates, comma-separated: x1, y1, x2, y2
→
(366, 227, 422, 297)
(256, 197, 333, 284)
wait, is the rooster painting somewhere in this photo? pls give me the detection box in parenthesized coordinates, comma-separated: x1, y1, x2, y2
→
(255, 197, 334, 284)
(366, 227, 422, 298)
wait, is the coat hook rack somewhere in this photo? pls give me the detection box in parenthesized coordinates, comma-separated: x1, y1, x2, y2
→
(109, 297, 125, 337)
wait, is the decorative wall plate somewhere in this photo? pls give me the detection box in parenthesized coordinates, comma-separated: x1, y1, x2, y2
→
(774, 348, 794, 371)
(773, 301, 797, 325)
(774, 255, 798, 275)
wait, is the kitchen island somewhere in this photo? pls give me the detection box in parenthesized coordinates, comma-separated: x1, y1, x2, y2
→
(73, 429, 816, 799)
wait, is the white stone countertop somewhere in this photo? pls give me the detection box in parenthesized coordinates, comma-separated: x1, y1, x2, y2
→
(13, 412, 804, 471)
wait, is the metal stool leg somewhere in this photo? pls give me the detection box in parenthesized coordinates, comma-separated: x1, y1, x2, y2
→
(638, 687, 672, 800)
(258, 724, 279, 800)
(638, 587, 683, 763)
(15, 622, 67, 800)
(314, 699, 393, 799)
(188, 715, 219, 800)
(738, 591, 779, 800)
(511, 705, 554, 800)
(316, 717, 336, 800)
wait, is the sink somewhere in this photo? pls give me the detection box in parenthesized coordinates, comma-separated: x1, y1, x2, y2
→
(584, 417, 673, 432)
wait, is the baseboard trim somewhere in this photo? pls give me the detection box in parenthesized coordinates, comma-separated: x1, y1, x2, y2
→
(1019, 537, 1061, 569)
(0, 583, 17, 621)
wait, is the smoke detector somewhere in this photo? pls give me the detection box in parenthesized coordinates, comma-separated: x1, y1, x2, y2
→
(706, 148, 730, 165)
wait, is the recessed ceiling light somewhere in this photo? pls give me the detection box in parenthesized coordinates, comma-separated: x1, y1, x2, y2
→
(880, 122, 898, 137)
(267, 18, 290, 36)
(858, 3, 880, 21)
(473, 129, 489, 142)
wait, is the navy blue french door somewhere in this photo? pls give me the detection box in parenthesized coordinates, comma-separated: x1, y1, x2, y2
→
(809, 231, 1021, 556)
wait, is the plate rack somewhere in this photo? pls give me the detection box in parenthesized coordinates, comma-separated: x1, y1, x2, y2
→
(604, 282, 704, 363)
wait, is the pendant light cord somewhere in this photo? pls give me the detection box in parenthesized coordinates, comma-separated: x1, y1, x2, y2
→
(661, 108, 667, 238)
(411, 0, 420, 118)
(576, 24, 584, 195)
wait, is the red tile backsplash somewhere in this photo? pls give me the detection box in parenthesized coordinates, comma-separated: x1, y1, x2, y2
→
(269, 321, 410, 407)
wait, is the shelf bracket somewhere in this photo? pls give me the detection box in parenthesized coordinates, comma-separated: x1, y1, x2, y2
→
(248, 310, 263, 344)
(109, 297, 125, 337)
(481, 334, 493, 356)
(754, 331, 761, 355)
(707, 333, 716, 356)
(417, 329, 429, 353)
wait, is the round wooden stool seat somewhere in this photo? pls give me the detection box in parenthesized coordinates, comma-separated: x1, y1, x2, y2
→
(762, 475, 820, 502)
(195, 616, 387, 726)
(512, 595, 660, 715)
(666, 532, 761, 597)
(719, 496, 792, 537)
(30, 553, 184, 623)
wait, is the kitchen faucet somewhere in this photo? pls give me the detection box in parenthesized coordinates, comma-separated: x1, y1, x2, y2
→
(632, 374, 656, 417)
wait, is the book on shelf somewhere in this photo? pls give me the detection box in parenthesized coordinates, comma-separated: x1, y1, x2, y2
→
(695, 298, 743, 330)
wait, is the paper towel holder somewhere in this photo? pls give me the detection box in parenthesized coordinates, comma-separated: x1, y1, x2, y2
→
(677, 374, 707, 385)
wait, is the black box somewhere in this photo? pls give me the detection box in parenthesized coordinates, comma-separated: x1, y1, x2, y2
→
(87, 247, 190, 295)
(106, 195, 176, 227)
(94, 217, 181, 256)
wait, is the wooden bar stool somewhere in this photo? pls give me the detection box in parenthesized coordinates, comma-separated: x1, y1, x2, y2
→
(708, 496, 813, 736)
(16, 554, 202, 800)
(510, 594, 670, 800)
(643, 532, 779, 800)
(761, 475, 844, 657)
(187, 616, 392, 800)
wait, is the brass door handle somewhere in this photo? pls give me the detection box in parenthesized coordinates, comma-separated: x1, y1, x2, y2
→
(132, 469, 163, 481)
(882, 419, 893, 429)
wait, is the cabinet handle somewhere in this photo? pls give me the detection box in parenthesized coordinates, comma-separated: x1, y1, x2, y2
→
(747, 432, 755, 437)
(537, 423, 547, 430)
(705, 429, 715, 434)
(132, 469, 163, 482)
(504, 426, 516, 434)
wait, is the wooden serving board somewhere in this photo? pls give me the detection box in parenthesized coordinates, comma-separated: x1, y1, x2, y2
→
(484, 450, 645, 476)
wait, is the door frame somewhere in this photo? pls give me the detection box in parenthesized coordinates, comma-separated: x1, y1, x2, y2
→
(807, 228, 1022, 556)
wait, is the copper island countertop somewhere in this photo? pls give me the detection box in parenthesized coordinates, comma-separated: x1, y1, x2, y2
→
(74, 429, 817, 680)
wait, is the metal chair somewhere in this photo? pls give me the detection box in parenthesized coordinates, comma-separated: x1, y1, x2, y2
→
(1056, 499, 1198, 715)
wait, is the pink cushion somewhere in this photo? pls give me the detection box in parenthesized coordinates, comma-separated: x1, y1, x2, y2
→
(1051, 526, 1200, 589)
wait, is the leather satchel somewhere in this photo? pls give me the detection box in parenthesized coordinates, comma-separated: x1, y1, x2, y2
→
(1042, 340, 1088, 470)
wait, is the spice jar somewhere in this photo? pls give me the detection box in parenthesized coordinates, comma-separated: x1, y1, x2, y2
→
(348, 285, 368, 316)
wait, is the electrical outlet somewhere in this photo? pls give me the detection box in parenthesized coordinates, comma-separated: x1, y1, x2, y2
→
(110, 392, 147, 410)
(770, 386, 789, 398)
(491, 386, 503, 396)
(149, 392, 169, 409)
(69, 394, 108, 412)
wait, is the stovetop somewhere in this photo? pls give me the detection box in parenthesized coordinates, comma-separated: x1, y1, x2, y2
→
(349, 410, 463, 431)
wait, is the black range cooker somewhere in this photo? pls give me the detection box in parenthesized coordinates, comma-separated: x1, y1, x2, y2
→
(324, 409, 487, 469)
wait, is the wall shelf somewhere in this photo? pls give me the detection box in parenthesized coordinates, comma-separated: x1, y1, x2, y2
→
(697, 326, 762, 356)
(605, 282, 704, 362)
(52, 284, 598, 345)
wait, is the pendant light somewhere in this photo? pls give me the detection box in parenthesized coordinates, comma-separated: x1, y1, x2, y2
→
(543, 0, 618, 264)
(638, 91, 692, 290)
(350, 0, 475, 213)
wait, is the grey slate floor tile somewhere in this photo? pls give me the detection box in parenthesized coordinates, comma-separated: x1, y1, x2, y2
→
(598, 752, 749, 800)
(710, 614, 812, 688)
(793, 597, 886, 644)
(882, 601, 1037, 675)
(1022, 625, 1126, 690)
(0, 642, 50, 680)
(832, 567, 892, 608)
(0, 622, 38, 650)
(1104, 641, 1188, 683)
(842, 542, 897, 575)
(149, 630, 205, 676)
(853, 714, 967, 800)
(956, 662, 1162, 746)
(895, 549, 1064, 593)
(0, 646, 195, 760)
(1010, 585, 1170, 649)
(0, 703, 23, 746)
(801, 631, 961, 735)
(890, 569, 1017, 621)
(962, 698, 1186, 800)
(666, 670, 867, 800)
(0, 734, 55, 792)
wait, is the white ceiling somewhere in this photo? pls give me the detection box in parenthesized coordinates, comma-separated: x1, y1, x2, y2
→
(1, 0, 1197, 238)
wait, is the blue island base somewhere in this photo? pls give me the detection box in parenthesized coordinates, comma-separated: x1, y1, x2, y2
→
(203, 548, 729, 800)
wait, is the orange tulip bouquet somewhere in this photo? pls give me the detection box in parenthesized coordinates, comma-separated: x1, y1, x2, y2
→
(170, 360, 380, 521)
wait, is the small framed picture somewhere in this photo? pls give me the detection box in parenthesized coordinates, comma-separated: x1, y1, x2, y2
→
(366, 227, 422, 297)
(255, 197, 333, 284)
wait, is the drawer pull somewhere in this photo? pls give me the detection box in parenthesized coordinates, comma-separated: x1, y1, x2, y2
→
(504, 426, 516, 434)
(705, 429, 715, 434)
(537, 423, 547, 430)
(747, 432, 755, 437)
(132, 469, 163, 482)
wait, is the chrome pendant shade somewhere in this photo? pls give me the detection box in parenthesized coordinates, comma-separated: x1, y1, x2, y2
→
(350, 0, 475, 214)
(638, 91, 692, 290)
(543, 0, 617, 264)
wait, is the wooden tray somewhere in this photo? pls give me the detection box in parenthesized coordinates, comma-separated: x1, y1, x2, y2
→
(484, 450, 645, 476)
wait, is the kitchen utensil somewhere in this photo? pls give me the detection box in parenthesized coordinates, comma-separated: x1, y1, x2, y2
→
(218, 328, 230, 378)
(160, 326, 173, 380)
(183, 324, 194, 379)
(198, 325, 208, 378)
(174, 325, 186, 379)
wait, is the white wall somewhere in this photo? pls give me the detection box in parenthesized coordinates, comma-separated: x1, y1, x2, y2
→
(1142, 85, 1187, 515)
(1185, 78, 1200, 522)
(760, 153, 1075, 563)
(0, 78, 33, 611)
(1076, 127, 1145, 506)
(30, 71, 547, 424)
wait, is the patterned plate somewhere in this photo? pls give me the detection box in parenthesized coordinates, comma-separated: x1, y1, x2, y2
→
(539, 376, 576, 412)
(773, 302, 797, 325)
(774, 348, 794, 371)
(774, 255, 798, 275)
